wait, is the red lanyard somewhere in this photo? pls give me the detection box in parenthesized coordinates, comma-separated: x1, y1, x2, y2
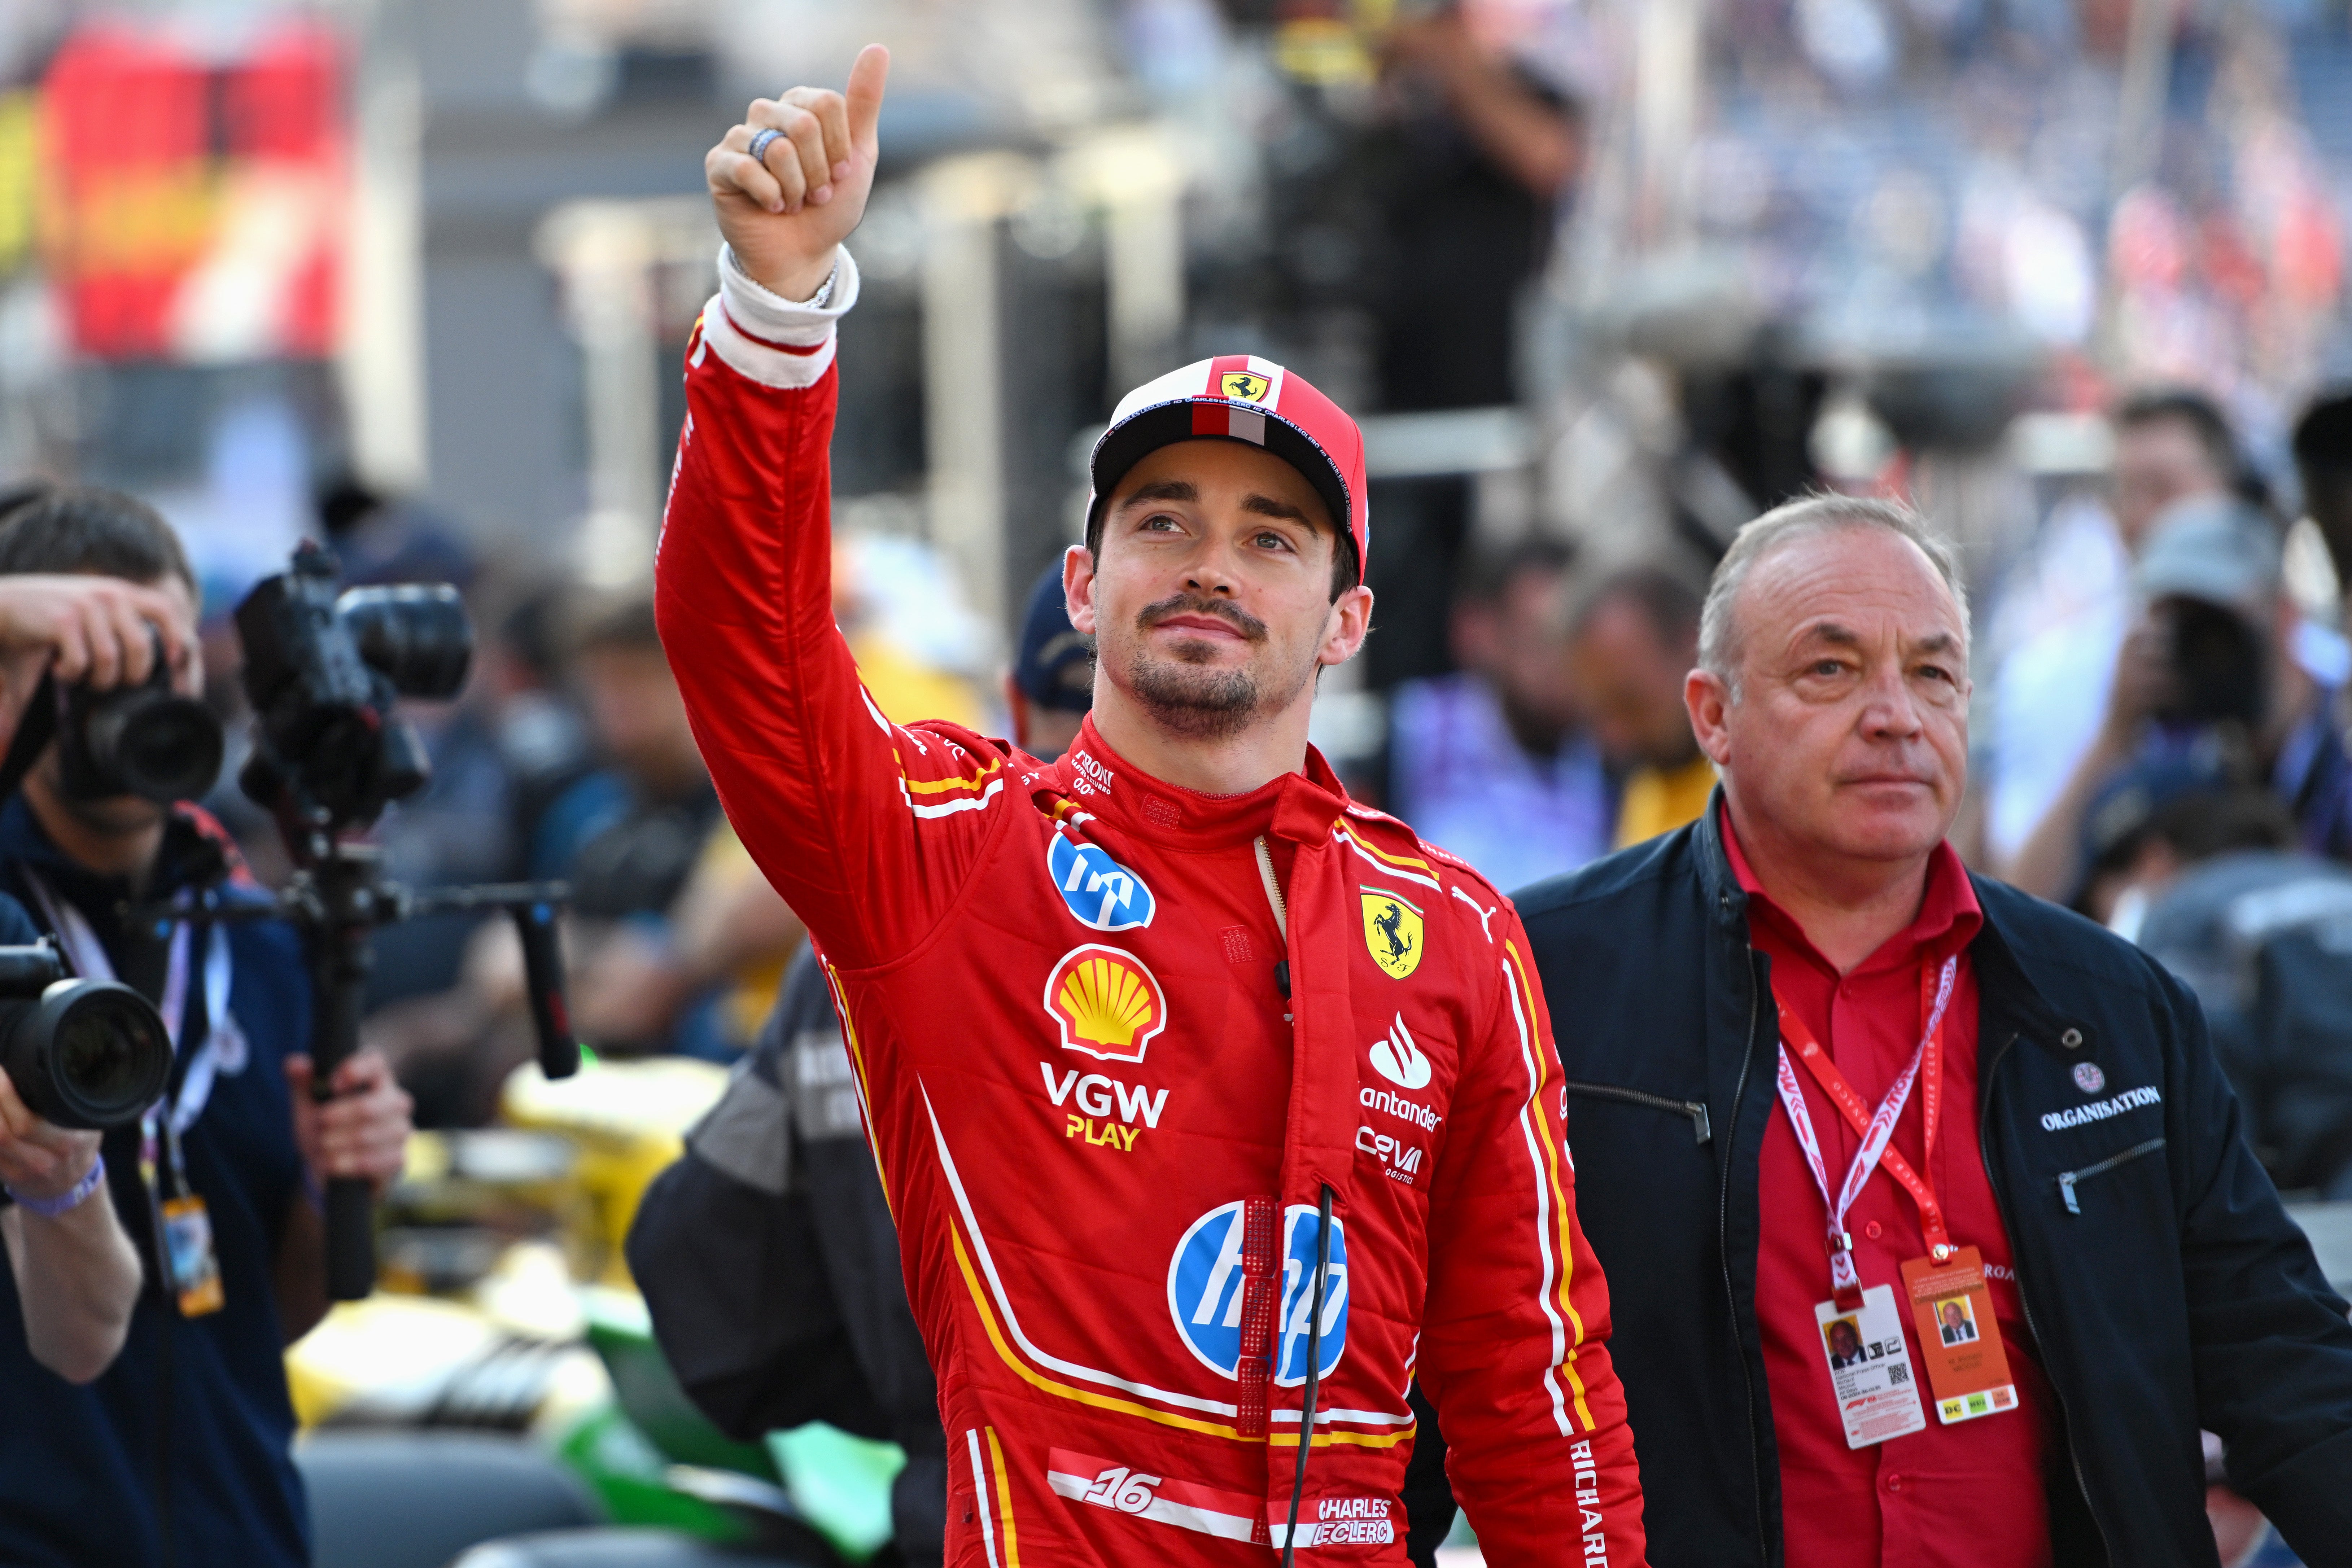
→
(1773, 955, 1958, 1307)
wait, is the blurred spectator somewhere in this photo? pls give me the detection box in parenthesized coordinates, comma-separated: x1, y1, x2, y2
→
(2106, 778, 2352, 1206)
(1983, 391, 2241, 866)
(2007, 496, 2352, 901)
(1566, 564, 1713, 848)
(1371, 6, 1581, 412)
(1006, 563, 1093, 762)
(366, 582, 601, 1013)
(370, 592, 798, 1120)
(1354, 6, 1584, 692)
(1387, 541, 1612, 887)
(2292, 388, 2352, 596)
(2074, 755, 2294, 930)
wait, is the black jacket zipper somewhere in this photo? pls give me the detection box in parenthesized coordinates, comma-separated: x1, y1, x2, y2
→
(2057, 1137, 2166, 1216)
(1562, 1080, 1711, 1144)
(1980, 1030, 2114, 1563)
(1723, 947, 1767, 1564)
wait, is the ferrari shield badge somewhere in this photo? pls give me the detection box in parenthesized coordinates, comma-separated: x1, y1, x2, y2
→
(1220, 369, 1271, 403)
(1360, 891, 1423, 981)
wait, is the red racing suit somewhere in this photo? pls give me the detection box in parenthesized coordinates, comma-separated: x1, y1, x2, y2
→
(653, 245, 1649, 1568)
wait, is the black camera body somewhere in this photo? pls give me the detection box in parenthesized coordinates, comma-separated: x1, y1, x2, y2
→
(235, 542, 472, 830)
(0, 942, 171, 1131)
(2159, 597, 2269, 732)
(54, 634, 224, 806)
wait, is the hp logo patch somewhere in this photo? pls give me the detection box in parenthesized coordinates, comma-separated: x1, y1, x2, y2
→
(1048, 834, 1155, 931)
(1167, 1202, 1347, 1387)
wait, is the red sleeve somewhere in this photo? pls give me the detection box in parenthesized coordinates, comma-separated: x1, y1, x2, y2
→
(652, 257, 1010, 970)
(1417, 903, 1649, 1567)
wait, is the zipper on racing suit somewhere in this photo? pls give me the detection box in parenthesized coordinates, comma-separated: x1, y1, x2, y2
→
(1979, 1029, 2115, 1560)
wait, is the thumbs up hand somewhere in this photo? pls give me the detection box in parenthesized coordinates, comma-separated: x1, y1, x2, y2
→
(704, 44, 889, 303)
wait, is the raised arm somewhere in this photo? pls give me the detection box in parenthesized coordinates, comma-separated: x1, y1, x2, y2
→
(1417, 909, 1648, 1567)
(657, 47, 1009, 969)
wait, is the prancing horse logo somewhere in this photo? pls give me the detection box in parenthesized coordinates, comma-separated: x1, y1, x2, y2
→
(1220, 370, 1271, 403)
(1361, 890, 1423, 980)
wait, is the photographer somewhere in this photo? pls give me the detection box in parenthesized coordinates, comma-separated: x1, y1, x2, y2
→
(2005, 495, 2352, 903)
(0, 566, 197, 1386)
(0, 487, 415, 1568)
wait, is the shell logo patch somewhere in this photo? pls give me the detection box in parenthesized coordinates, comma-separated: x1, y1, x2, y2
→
(1044, 943, 1169, 1064)
(1361, 891, 1422, 980)
(1220, 370, 1272, 403)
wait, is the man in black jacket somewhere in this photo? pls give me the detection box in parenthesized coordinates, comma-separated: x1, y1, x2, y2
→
(1514, 495, 2352, 1568)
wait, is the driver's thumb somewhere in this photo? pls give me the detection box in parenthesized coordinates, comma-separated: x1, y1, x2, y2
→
(845, 44, 889, 152)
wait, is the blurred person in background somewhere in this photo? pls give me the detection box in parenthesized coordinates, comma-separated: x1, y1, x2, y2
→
(370, 592, 803, 1119)
(0, 489, 413, 1568)
(1353, 5, 1585, 693)
(1566, 564, 1714, 849)
(625, 563, 1098, 1568)
(1386, 539, 1613, 885)
(1370, 4, 1581, 412)
(0, 567, 199, 1388)
(1981, 391, 2243, 868)
(2005, 495, 2352, 902)
(2094, 766, 2352, 1204)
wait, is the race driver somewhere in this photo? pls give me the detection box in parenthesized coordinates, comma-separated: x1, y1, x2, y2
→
(656, 45, 1648, 1567)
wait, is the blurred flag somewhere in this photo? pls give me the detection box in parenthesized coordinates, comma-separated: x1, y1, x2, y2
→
(38, 20, 347, 362)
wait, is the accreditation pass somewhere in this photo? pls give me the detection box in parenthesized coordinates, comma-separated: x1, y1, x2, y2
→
(1813, 1285, 1928, 1448)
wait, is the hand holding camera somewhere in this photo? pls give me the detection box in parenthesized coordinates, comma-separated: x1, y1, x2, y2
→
(0, 1065, 103, 1210)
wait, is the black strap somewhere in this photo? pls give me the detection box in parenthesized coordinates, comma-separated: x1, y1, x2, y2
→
(1282, 1183, 1335, 1568)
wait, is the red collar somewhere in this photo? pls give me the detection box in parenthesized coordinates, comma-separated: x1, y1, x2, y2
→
(1719, 800, 1981, 976)
(1041, 715, 1352, 851)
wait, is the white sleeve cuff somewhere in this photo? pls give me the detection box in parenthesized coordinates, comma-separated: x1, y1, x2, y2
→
(696, 244, 862, 390)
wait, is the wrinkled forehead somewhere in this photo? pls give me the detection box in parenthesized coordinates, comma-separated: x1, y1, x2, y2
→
(1737, 525, 1968, 660)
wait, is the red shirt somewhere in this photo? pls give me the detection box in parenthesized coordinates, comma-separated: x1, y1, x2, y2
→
(1726, 811, 2057, 1568)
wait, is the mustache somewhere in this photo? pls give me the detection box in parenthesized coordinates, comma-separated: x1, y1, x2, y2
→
(1136, 594, 1268, 644)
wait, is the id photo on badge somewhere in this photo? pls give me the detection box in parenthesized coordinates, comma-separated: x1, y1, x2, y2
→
(1936, 1295, 1979, 1346)
(1824, 1315, 1868, 1369)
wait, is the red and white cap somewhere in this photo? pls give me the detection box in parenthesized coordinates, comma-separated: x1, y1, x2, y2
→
(1087, 354, 1369, 583)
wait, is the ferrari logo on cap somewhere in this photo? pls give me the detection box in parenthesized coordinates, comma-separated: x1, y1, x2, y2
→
(1361, 892, 1422, 980)
(1220, 371, 1271, 404)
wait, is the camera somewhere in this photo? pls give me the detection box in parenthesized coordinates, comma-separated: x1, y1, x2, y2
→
(2158, 597, 2268, 731)
(55, 633, 224, 805)
(235, 543, 473, 829)
(0, 942, 170, 1130)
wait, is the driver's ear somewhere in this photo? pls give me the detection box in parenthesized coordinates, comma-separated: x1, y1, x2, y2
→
(1063, 543, 1097, 636)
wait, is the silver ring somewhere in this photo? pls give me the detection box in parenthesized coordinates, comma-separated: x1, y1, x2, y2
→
(747, 127, 783, 167)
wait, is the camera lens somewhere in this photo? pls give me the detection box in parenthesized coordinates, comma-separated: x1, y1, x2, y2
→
(0, 980, 171, 1131)
(92, 693, 226, 803)
(55, 997, 147, 1110)
(338, 585, 473, 699)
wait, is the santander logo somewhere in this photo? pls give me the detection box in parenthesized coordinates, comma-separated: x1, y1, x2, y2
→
(1368, 1013, 1432, 1091)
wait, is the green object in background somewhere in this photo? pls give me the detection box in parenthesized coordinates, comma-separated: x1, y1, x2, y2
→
(550, 1404, 748, 1542)
(768, 1424, 906, 1563)
(580, 1286, 780, 1481)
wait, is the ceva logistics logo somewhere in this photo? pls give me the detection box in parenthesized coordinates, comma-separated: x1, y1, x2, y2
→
(1167, 1201, 1347, 1386)
(1043, 943, 1168, 1064)
(1047, 833, 1155, 931)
